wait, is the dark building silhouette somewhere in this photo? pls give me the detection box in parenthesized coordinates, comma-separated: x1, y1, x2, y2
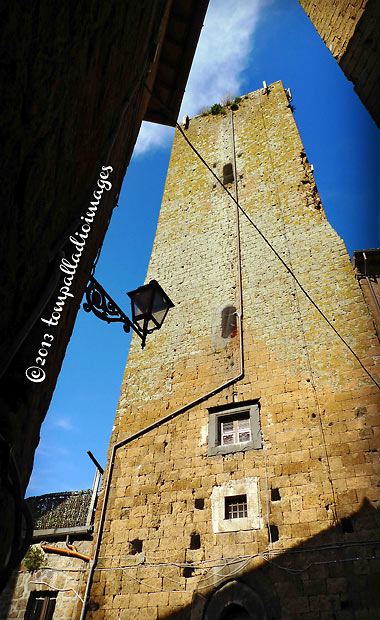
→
(0, 0, 208, 585)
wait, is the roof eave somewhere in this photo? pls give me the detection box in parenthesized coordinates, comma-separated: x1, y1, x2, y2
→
(144, 0, 209, 127)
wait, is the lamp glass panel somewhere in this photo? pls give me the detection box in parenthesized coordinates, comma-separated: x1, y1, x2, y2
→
(151, 290, 170, 327)
(135, 316, 157, 332)
(132, 288, 154, 319)
(128, 280, 173, 335)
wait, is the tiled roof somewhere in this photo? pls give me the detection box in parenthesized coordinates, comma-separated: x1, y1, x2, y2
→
(26, 490, 92, 530)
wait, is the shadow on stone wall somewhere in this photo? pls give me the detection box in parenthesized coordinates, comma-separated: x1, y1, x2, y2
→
(0, 570, 19, 619)
(91, 500, 380, 620)
(340, 0, 380, 129)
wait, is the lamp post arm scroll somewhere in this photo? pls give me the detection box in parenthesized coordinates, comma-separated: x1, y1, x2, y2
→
(83, 276, 147, 347)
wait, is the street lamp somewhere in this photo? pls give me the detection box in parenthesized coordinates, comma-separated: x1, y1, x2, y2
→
(83, 276, 174, 348)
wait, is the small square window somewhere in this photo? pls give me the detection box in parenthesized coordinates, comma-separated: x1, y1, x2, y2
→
(208, 402, 261, 456)
(220, 414, 251, 446)
(211, 478, 263, 533)
(225, 494, 248, 519)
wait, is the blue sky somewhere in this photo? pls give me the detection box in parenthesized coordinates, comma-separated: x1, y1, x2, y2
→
(27, 0, 379, 496)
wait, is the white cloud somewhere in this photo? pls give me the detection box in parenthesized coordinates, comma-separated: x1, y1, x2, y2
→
(134, 124, 174, 158)
(180, 0, 264, 115)
(134, 0, 265, 156)
(54, 416, 73, 431)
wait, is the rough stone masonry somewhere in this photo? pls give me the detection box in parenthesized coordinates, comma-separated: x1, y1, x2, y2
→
(87, 82, 380, 620)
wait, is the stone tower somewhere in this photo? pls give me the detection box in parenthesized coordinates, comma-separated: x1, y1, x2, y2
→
(86, 81, 380, 619)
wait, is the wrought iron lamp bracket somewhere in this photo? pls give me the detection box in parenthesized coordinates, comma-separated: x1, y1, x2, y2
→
(83, 276, 146, 347)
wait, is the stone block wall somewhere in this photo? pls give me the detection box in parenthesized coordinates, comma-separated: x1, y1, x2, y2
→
(87, 82, 380, 619)
(0, 541, 92, 620)
(299, 0, 380, 128)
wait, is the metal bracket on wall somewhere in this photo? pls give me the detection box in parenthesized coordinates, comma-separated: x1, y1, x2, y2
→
(83, 276, 146, 347)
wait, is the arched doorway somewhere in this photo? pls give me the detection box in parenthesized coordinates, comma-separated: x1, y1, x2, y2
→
(221, 602, 251, 620)
(202, 580, 266, 620)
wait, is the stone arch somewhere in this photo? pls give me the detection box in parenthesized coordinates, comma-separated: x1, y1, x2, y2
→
(202, 580, 266, 620)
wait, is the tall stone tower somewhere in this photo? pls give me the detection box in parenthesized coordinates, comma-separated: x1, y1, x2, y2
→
(87, 82, 380, 619)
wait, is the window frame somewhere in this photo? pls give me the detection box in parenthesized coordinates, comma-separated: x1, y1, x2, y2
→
(208, 402, 261, 456)
(211, 478, 262, 533)
(225, 494, 248, 520)
(24, 591, 57, 620)
(220, 414, 251, 446)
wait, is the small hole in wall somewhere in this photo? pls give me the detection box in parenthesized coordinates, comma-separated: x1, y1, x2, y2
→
(268, 524, 279, 542)
(223, 163, 234, 185)
(194, 498, 204, 510)
(341, 517, 354, 533)
(271, 488, 281, 501)
(87, 601, 100, 612)
(190, 533, 201, 549)
(183, 565, 194, 578)
(129, 539, 143, 555)
(311, 413, 316, 418)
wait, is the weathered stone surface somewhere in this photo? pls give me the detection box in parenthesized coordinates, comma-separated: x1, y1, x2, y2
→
(0, 540, 92, 620)
(88, 83, 380, 619)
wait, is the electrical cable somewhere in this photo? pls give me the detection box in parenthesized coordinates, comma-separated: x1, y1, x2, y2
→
(31, 549, 379, 598)
(92, 548, 380, 591)
(30, 581, 84, 603)
(75, 85, 380, 608)
(98, 537, 380, 567)
(262, 553, 380, 574)
(196, 557, 253, 591)
(175, 121, 380, 391)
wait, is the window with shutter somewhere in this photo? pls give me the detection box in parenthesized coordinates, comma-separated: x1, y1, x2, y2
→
(24, 591, 57, 620)
(208, 402, 261, 456)
(220, 415, 251, 446)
